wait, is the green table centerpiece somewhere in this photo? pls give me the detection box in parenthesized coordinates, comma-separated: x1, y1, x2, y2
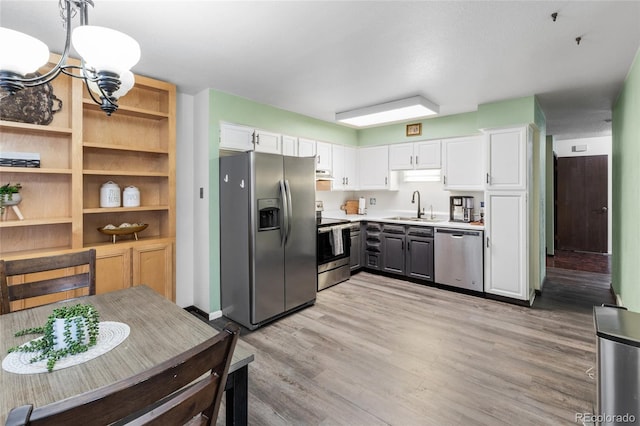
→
(8, 303, 100, 372)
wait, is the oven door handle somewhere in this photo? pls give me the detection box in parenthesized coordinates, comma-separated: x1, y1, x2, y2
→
(279, 179, 288, 247)
(284, 179, 293, 244)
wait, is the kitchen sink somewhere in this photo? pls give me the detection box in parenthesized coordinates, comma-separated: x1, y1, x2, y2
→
(383, 216, 445, 223)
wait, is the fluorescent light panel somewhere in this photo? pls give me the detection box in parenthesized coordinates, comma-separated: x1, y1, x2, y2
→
(336, 95, 439, 127)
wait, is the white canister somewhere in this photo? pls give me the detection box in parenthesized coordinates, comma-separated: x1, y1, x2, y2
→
(123, 186, 140, 207)
(100, 181, 121, 208)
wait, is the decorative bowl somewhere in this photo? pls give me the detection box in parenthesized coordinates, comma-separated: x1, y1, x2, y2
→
(98, 223, 148, 243)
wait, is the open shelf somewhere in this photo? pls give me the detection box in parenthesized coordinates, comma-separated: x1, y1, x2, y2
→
(1, 56, 175, 299)
(0, 120, 73, 135)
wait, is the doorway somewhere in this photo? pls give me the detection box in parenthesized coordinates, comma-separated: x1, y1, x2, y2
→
(555, 155, 608, 253)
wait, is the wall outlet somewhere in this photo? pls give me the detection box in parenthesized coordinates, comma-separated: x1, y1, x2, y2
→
(369, 198, 376, 205)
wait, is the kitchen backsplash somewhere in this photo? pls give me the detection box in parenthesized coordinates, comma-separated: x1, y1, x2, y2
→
(317, 181, 484, 220)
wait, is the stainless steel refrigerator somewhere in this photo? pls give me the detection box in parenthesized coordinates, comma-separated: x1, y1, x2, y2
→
(220, 151, 317, 330)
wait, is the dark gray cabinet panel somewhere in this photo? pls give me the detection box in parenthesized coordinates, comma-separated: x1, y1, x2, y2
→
(350, 229, 361, 270)
(406, 236, 434, 280)
(363, 222, 382, 271)
(362, 222, 434, 283)
(382, 233, 405, 275)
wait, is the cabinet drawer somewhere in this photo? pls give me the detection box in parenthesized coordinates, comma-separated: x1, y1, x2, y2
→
(407, 226, 434, 237)
(382, 224, 405, 234)
(365, 222, 382, 232)
(365, 242, 381, 252)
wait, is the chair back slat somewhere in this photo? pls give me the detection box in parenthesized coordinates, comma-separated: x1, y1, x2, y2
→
(7, 325, 239, 426)
(0, 249, 96, 315)
(8, 273, 91, 301)
(4, 250, 95, 276)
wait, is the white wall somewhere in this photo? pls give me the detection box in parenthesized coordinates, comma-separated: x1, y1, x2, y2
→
(175, 92, 195, 307)
(317, 175, 484, 221)
(192, 90, 211, 312)
(553, 136, 612, 253)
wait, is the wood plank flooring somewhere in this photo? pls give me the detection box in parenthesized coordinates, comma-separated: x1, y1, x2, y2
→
(213, 267, 614, 426)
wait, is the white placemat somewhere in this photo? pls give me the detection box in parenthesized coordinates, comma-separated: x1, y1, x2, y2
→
(2, 321, 130, 374)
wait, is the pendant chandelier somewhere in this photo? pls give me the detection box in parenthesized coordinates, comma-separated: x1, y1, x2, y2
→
(0, 0, 140, 116)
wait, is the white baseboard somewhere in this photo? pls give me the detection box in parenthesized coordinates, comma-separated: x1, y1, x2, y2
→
(610, 284, 624, 307)
(208, 310, 222, 321)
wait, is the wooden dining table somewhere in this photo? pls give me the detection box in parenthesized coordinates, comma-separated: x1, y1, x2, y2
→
(0, 285, 254, 426)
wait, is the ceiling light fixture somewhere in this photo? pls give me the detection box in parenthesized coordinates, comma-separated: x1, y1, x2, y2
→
(0, 0, 140, 115)
(336, 95, 440, 128)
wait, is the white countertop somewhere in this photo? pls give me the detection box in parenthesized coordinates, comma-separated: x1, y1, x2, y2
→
(323, 210, 484, 230)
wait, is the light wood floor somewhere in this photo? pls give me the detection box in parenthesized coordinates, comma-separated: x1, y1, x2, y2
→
(215, 268, 614, 425)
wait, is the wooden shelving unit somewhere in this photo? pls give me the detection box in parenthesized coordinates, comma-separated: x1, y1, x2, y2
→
(0, 55, 176, 301)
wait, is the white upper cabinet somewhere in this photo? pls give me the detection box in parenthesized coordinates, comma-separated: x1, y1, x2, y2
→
(389, 143, 415, 170)
(315, 141, 332, 171)
(219, 122, 254, 151)
(332, 144, 358, 190)
(358, 145, 394, 190)
(415, 140, 441, 169)
(298, 138, 316, 157)
(281, 135, 297, 157)
(485, 126, 529, 191)
(219, 122, 281, 154)
(442, 136, 484, 190)
(254, 129, 281, 154)
(389, 140, 441, 170)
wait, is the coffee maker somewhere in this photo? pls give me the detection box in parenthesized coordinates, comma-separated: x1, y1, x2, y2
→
(450, 196, 474, 222)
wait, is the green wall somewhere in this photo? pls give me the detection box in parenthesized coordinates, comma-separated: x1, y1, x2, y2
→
(206, 91, 543, 312)
(207, 90, 357, 311)
(612, 49, 640, 312)
(358, 96, 537, 146)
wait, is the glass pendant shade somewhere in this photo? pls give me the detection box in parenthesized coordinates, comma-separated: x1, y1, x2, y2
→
(72, 25, 141, 75)
(88, 69, 134, 98)
(112, 70, 134, 98)
(0, 27, 50, 75)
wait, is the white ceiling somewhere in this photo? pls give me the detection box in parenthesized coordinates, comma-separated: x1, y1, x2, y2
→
(2, 1, 639, 139)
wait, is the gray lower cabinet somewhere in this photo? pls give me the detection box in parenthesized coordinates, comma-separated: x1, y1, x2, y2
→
(381, 233, 406, 274)
(350, 223, 362, 270)
(406, 234, 434, 280)
(366, 222, 434, 282)
(364, 222, 382, 270)
(381, 224, 407, 275)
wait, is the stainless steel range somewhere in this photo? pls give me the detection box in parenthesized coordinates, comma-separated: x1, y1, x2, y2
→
(317, 216, 351, 291)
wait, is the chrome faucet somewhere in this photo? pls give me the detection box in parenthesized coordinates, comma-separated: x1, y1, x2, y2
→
(411, 191, 422, 218)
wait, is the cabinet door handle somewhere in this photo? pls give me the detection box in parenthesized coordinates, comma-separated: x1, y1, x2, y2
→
(346, 177, 349, 185)
(443, 176, 447, 185)
(256, 134, 260, 144)
(407, 241, 410, 251)
(385, 177, 388, 185)
(317, 156, 320, 164)
(486, 237, 490, 248)
(416, 156, 419, 165)
(486, 173, 490, 184)
(410, 155, 413, 165)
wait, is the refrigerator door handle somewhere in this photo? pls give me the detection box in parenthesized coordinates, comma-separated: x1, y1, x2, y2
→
(284, 179, 293, 244)
(279, 179, 288, 246)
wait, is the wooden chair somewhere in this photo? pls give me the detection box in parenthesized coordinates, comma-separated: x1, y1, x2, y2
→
(0, 249, 96, 315)
(5, 324, 240, 426)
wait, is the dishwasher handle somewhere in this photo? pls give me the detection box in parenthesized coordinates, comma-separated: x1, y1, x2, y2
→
(436, 228, 481, 237)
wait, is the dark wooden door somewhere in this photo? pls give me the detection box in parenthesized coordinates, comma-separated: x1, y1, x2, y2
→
(556, 155, 608, 253)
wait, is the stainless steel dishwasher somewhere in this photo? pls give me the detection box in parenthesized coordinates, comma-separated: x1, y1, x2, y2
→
(434, 228, 484, 292)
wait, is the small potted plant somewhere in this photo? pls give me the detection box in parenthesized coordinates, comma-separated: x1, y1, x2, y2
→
(0, 182, 22, 206)
(0, 183, 22, 220)
(8, 303, 100, 372)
